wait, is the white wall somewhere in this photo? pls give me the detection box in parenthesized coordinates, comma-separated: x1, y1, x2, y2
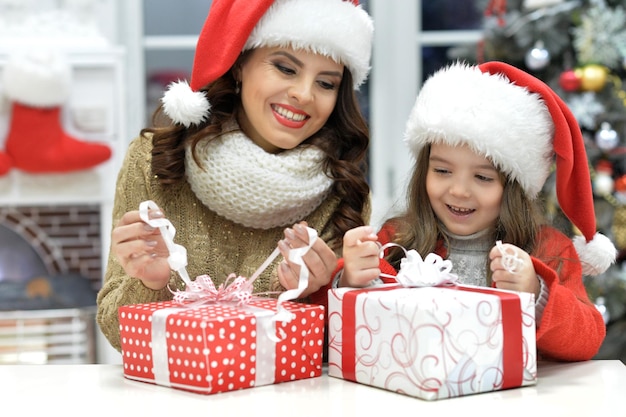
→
(368, 0, 419, 228)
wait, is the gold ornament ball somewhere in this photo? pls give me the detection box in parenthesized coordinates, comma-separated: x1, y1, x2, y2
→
(575, 65, 608, 92)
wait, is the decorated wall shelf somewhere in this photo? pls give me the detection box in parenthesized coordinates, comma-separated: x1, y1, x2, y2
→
(0, 46, 126, 207)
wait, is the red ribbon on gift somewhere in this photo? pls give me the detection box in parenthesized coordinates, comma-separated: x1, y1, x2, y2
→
(341, 285, 401, 381)
(340, 285, 524, 389)
(453, 285, 523, 389)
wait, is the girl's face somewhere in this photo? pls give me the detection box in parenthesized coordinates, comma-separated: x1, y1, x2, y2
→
(426, 142, 504, 236)
(236, 46, 344, 153)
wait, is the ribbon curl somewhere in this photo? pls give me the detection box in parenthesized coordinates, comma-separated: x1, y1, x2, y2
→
(139, 200, 193, 286)
(495, 240, 524, 274)
(378, 242, 459, 287)
(138, 200, 317, 323)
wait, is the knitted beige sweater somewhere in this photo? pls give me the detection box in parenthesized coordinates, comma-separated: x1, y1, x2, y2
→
(96, 135, 360, 352)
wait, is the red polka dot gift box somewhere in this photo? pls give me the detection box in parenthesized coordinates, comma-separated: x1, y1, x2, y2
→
(327, 283, 537, 401)
(119, 297, 324, 394)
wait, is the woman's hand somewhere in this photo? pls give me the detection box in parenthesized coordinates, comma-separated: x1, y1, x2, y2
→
(340, 225, 380, 288)
(277, 221, 337, 298)
(489, 242, 540, 298)
(110, 206, 172, 290)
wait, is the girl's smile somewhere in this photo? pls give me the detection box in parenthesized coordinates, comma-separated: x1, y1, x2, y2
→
(426, 142, 504, 236)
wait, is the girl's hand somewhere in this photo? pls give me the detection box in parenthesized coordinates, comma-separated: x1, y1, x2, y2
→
(110, 207, 171, 290)
(277, 221, 337, 297)
(340, 225, 380, 288)
(489, 242, 540, 298)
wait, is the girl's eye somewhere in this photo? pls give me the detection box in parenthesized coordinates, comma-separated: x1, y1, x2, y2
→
(476, 174, 495, 182)
(433, 168, 450, 175)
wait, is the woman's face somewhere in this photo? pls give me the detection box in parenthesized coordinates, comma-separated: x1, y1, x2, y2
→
(426, 142, 504, 236)
(236, 46, 344, 153)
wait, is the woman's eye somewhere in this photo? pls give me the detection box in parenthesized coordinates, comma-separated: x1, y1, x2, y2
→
(317, 80, 336, 90)
(274, 63, 295, 75)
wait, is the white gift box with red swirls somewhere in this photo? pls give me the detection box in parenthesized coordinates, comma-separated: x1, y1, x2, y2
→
(327, 284, 537, 400)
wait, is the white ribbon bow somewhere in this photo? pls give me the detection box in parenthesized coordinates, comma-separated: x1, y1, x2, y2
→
(138, 200, 317, 324)
(379, 242, 459, 287)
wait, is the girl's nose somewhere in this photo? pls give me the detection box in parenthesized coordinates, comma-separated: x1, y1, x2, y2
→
(448, 180, 471, 198)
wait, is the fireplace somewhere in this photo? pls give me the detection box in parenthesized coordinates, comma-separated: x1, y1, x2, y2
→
(0, 205, 102, 364)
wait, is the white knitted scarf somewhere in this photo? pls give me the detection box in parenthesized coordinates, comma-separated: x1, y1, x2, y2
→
(185, 127, 334, 229)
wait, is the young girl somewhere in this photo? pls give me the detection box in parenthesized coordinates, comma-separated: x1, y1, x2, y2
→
(97, 0, 374, 353)
(339, 61, 617, 362)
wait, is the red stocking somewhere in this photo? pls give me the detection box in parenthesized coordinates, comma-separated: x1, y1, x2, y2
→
(5, 102, 111, 173)
(0, 151, 11, 176)
(2, 50, 111, 174)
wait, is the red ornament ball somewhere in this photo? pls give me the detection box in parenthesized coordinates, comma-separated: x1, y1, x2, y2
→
(559, 69, 581, 92)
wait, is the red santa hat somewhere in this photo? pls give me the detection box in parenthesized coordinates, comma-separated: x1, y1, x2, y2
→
(404, 61, 617, 276)
(162, 0, 374, 127)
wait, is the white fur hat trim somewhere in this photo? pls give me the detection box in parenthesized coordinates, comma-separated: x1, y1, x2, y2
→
(404, 62, 555, 199)
(244, 0, 373, 88)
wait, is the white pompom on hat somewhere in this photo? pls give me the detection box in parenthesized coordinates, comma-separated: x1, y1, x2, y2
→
(162, 0, 374, 128)
(404, 61, 617, 276)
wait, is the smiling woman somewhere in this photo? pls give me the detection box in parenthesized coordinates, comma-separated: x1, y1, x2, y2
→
(96, 0, 375, 354)
(235, 47, 344, 153)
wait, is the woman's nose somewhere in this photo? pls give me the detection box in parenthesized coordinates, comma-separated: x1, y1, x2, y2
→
(289, 80, 314, 103)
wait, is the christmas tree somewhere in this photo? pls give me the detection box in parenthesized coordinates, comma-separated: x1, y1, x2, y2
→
(455, 0, 626, 361)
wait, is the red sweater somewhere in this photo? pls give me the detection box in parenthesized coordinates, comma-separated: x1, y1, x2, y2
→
(325, 223, 606, 362)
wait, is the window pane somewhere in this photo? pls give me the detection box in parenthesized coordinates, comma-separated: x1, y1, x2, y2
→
(143, 0, 209, 36)
(422, 46, 453, 80)
(422, 0, 483, 30)
(422, 44, 478, 81)
(145, 50, 195, 117)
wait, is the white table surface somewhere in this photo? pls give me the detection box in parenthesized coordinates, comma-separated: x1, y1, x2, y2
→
(2, 360, 625, 416)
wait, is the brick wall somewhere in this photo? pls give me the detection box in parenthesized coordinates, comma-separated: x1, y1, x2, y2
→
(0, 205, 102, 292)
